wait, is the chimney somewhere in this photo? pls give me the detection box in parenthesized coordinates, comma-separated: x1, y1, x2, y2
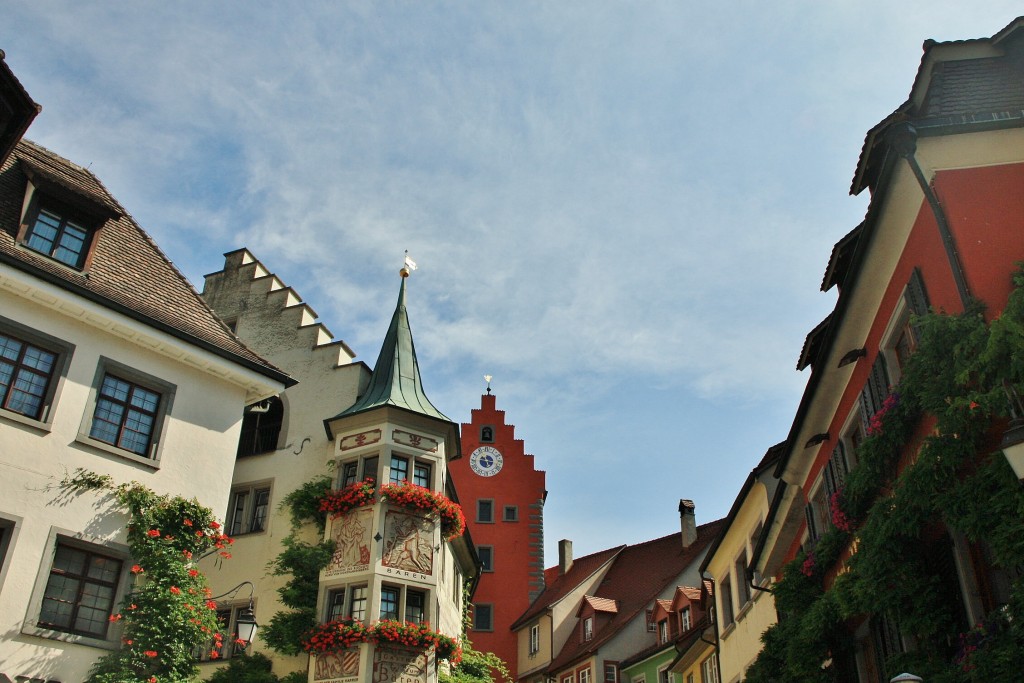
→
(679, 499, 697, 549)
(559, 539, 573, 575)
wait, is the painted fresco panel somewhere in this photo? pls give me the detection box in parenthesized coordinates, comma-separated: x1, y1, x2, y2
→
(373, 645, 433, 683)
(382, 510, 433, 575)
(326, 507, 373, 577)
(314, 648, 361, 683)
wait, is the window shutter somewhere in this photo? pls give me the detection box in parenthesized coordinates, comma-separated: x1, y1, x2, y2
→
(805, 502, 818, 541)
(831, 441, 848, 489)
(859, 353, 891, 430)
(904, 267, 930, 317)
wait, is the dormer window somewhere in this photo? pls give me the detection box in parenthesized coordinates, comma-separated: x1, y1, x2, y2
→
(23, 201, 94, 269)
(584, 616, 593, 641)
(16, 157, 120, 273)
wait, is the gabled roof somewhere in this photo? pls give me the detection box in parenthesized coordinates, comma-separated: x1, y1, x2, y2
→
(0, 140, 291, 386)
(0, 53, 40, 167)
(330, 276, 450, 423)
(545, 519, 726, 674)
(512, 545, 623, 630)
(852, 16, 1024, 195)
(581, 595, 619, 615)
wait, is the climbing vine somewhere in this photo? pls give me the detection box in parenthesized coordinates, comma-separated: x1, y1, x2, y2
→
(59, 470, 235, 683)
(746, 269, 1024, 682)
(260, 475, 336, 656)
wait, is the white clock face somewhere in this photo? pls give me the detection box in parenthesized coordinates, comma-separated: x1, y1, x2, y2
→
(470, 446, 504, 477)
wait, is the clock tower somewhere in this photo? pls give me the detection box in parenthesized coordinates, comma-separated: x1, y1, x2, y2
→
(450, 386, 547, 678)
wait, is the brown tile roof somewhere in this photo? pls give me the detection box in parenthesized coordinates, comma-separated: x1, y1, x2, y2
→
(512, 546, 623, 630)
(680, 586, 702, 602)
(0, 140, 290, 385)
(546, 519, 726, 673)
(583, 596, 618, 613)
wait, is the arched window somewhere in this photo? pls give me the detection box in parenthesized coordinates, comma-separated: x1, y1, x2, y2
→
(237, 396, 283, 457)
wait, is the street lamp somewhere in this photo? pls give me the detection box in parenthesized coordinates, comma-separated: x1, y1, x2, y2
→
(209, 581, 259, 650)
(1001, 381, 1024, 480)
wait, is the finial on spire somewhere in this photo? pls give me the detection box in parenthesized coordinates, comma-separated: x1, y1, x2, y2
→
(484, 374, 492, 394)
(401, 251, 418, 278)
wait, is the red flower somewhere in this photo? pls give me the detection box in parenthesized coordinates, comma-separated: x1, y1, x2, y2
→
(170, 586, 181, 595)
(144, 650, 158, 657)
(131, 564, 143, 574)
(210, 521, 221, 530)
(188, 569, 199, 577)
(146, 529, 161, 537)
(183, 519, 193, 527)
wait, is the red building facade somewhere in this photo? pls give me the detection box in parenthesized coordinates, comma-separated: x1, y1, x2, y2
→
(451, 390, 547, 677)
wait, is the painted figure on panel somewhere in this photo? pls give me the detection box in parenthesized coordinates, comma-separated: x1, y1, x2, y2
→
(382, 511, 433, 574)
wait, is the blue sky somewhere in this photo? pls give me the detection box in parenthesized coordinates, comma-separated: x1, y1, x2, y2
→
(5, 3, 1020, 563)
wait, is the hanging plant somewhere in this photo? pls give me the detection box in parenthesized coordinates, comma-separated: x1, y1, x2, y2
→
(318, 478, 377, 518)
(748, 268, 1024, 681)
(59, 469, 235, 683)
(380, 481, 466, 540)
(301, 619, 461, 663)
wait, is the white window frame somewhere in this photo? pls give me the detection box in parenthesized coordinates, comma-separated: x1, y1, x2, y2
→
(529, 623, 540, 654)
(584, 616, 593, 641)
(700, 655, 719, 683)
(580, 668, 592, 683)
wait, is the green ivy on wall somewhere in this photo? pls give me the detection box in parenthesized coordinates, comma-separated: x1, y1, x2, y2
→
(746, 268, 1024, 683)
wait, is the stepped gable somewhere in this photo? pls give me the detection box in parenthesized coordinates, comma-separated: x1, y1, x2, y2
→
(201, 248, 356, 367)
(0, 140, 289, 384)
(547, 518, 726, 672)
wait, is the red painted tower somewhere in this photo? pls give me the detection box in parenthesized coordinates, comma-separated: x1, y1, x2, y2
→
(451, 387, 546, 678)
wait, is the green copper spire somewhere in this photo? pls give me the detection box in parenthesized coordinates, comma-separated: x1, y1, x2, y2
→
(336, 275, 450, 422)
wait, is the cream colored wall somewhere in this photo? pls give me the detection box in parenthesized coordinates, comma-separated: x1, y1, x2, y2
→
(516, 612, 553, 679)
(0, 273, 278, 682)
(705, 482, 776, 683)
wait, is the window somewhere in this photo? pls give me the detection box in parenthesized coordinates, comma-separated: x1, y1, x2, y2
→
(341, 456, 378, 487)
(0, 319, 72, 426)
(236, 397, 283, 457)
(480, 425, 494, 443)
(563, 675, 574, 683)
(719, 575, 734, 626)
(604, 663, 618, 683)
(734, 555, 751, 608)
(0, 331, 58, 420)
(658, 668, 669, 683)
(580, 668, 592, 683)
(680, 606, 691, 632)
(658, 618, 668, 643)
(529, 623, 540, 654)
(584, 616, 594, 641)
(380, 585, 400, 620)
(326, 587, 347, 621)
(406, 589, 426, 624)
(474, 603, 493, 631)
(22, 200, 96, 269)
(390, 455, 410, 484)
(196, 604, 248, 661)
(687, 676, 695, 683)
(882, 268, 930, 382)
(477, 499, 494, 523)
(805, 482, 829, 543)
(477, 546, 494, 572)
(39, 541, 122, 638)
(79, 360, 175, 462)
(700, 656, 719, 683)
(503, 505, 519, 522)
(227, 484, 271, 536)
(414, 461, 431, 488)
(645, 608, 656, 632)
(349, 585, 367, 621)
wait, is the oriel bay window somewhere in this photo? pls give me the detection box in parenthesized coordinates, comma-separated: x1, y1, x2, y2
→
(325, 584, 369, 622)
(342, 455, 379, 487)
(379, 584, 429, 623)
(389, 454, 433, 488)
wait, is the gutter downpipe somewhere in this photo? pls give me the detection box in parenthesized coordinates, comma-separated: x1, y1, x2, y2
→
(700, 570, 722, 679)
(888, 122, 972, 310)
